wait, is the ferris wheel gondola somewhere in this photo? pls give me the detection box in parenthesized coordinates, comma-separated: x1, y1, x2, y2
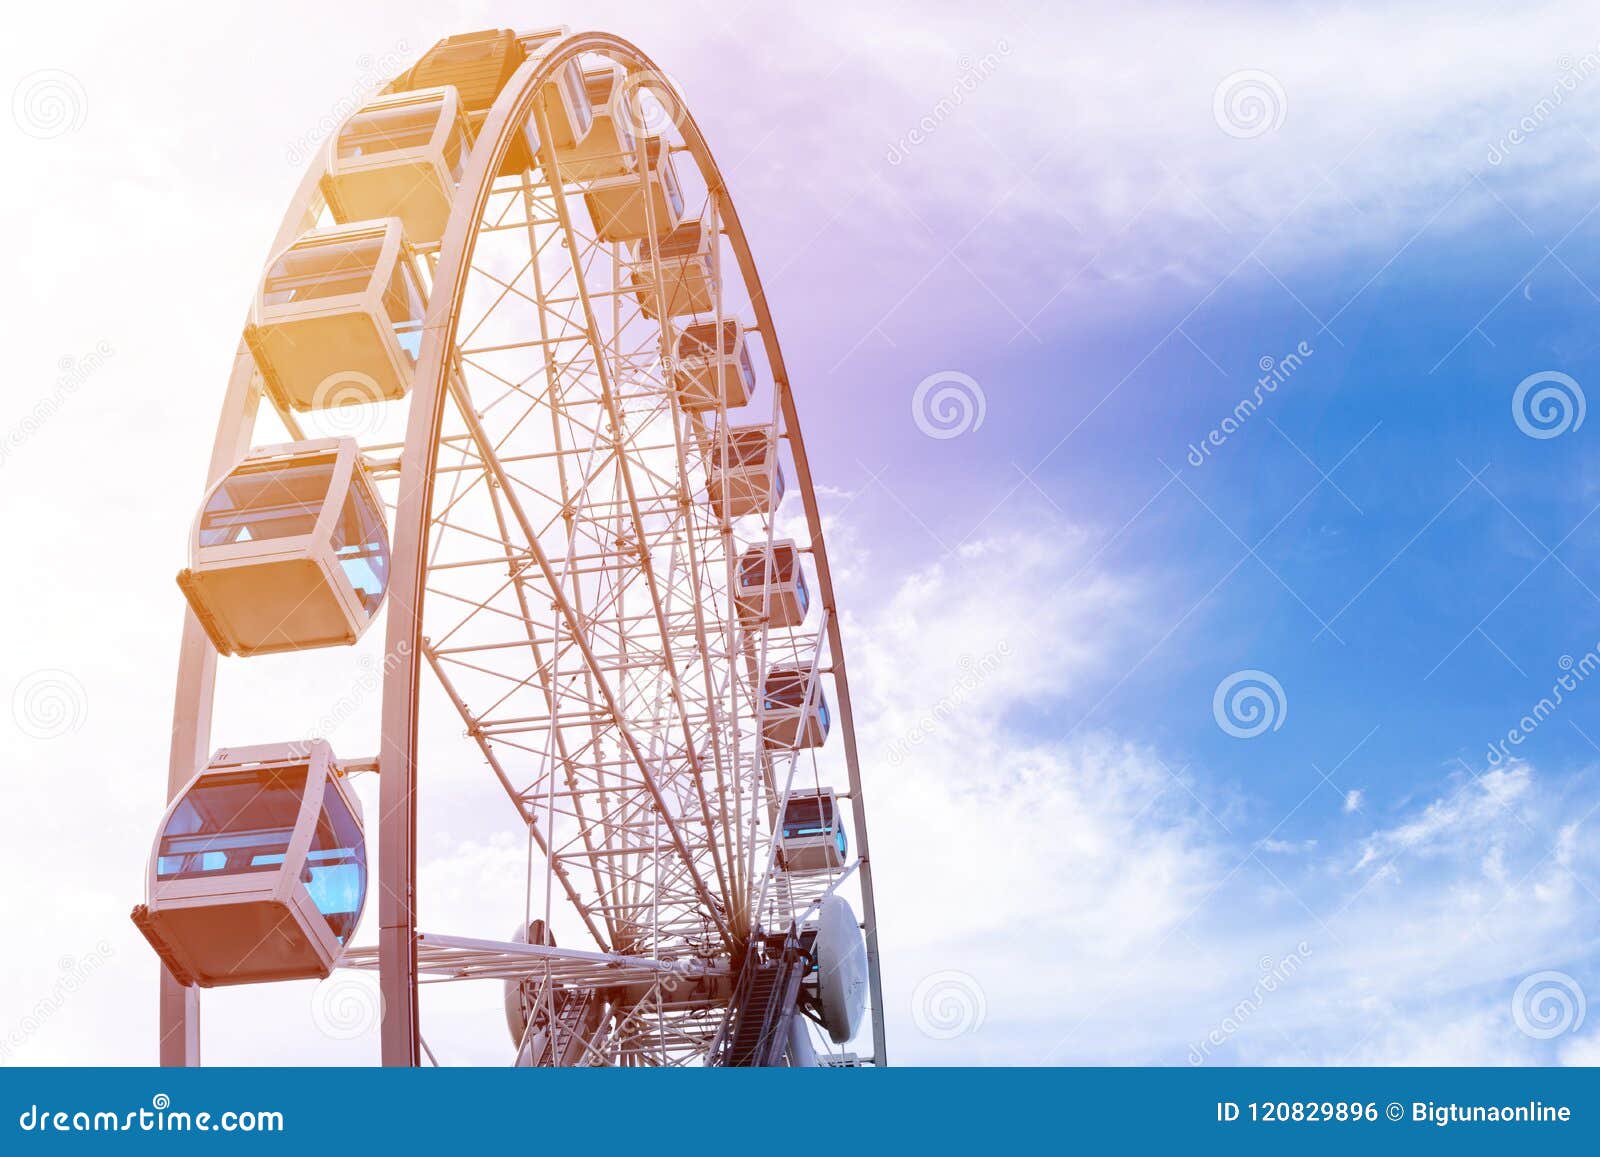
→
(133, 740, 367, 987)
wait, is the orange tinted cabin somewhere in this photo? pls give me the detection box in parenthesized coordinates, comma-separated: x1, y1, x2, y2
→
(735, 539, 809, 629)
(397, 28, 591, 178)
(671, 319, 754, 413)
(403, 29, 524, 112)
(522, 26, 593, 157)
(628, 218, 715, 319)
(762, 663, 831, 750)
(245, 219, 425, 411)
(707, 424, 783, 519)
(557, 65, 637, 181)
(177, 438, 389, 657)
(399, 28, 525, 171)
(324, 87, 470, 246)
(585, 135, 684, 242)
(131, 741, 366, 987)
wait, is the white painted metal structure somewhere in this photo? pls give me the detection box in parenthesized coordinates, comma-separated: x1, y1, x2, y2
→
(157, 27, 884, 1067)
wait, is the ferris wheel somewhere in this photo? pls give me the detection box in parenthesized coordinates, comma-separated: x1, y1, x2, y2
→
(130, 26, 885, 1067)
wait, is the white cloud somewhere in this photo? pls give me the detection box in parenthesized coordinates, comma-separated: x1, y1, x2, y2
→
(829, 1, 1600, 291)
(1352, 765, 1535, 874)
(831, 519, 1600, 1065)
(1560, 1033, 1600, 1064)
(1258, 838, 1318, 855)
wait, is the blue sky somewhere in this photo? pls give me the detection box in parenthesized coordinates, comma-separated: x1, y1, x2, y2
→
(752, 1, 1600, 1063)
(7, 0, 1600, 1065)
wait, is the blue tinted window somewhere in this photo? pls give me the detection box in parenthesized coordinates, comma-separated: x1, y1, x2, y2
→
(199, 460, 332, 547)
(330, 479, 389, 615)
(781, 794, 832, 840)
(381, 261, 425, 365)
(665, 165, 684, 220)
(305, 785, 367, 944)
(157, 767, 307, 880)
(563, 63, 593, 137)
(738, 343, 756, 391)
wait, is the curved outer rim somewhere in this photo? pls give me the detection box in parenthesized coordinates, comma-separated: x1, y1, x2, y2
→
(160, 30, 885, 1069)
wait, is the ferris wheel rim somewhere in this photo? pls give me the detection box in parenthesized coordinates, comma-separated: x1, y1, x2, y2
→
(160, 28, 885, 1069)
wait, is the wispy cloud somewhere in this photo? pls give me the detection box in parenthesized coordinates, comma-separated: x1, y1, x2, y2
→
(836, 513, 1600, 1064)
(790, 1, 1600, 305)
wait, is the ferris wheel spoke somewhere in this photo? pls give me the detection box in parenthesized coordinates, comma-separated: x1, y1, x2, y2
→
(437, 377, 733, 941)
(528, 138, 742, 928)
